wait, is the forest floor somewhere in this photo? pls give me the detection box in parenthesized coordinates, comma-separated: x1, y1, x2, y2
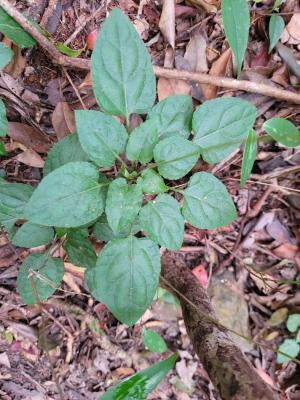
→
(0, 0, 300, 399)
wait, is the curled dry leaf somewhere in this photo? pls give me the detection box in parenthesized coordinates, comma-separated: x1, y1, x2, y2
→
(159, 0, 175, 48)
(272, 243, 299, 260)
(157, 77, 191, 101)
(186, 0, 219, 13)
(15, 148, 44, 168)
(276, 42, 300, 79)
(8, 122, 51, 153)
(4, 46, 26, 78)
(184, 33, 208, 73)
(51, 101, 76, 140)
(286, 14, 300, 43)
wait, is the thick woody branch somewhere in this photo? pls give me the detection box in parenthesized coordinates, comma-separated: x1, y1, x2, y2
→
(1, 0, 300, 104)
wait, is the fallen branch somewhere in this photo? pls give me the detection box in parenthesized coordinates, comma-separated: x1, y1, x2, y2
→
(1, 0, 300, 104)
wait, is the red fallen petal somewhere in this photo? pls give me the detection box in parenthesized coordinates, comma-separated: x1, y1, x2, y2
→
(192, 264, 209, 289)
(87, 29, 98, 50)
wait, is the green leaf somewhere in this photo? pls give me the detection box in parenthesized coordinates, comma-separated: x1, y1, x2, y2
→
(269, 15, 285, 53)
(63, 229, 97, 270)
(296, 330, 300, 343)
(193, 97, 257, 164)
(25, 162, 107, 228)
(93, 214, 140, 242)
(75, 110, 128, 167)
(105, 178, 143, 235)
(101, 354, 177, 399)
(55, 42, 83, 57)
(142, 329, 168, 353)
(287, 314, 300, 333)
(263, 118, 300, 148)
(240, 129, 257, 187)
(0, 98, 8, 137)
(154, 137, 200, 180)
(0, 8, 36, 48)
(221, 0, 250, 75)
(147, 95, 193, 139)
(277, 339, 300, 364)
(0, 140, 6, 155)
(87, 237, 160, 326)
(0, 43, 13, 69)
(0, 180, 34, 232)
(141, 169, 167, 194)
(12, 222, 54, 248)
(91, 8, 156, 120)
(182, 172, 237, 229)
(43, 133, 89, 175)
(139, 194, 184, 250)
(17, 253, 64, 305)
(126, 119, 158, 164)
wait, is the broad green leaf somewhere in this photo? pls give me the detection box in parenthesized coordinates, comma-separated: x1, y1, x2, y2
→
(156, 287, 180, 306)
(141, 169, 167, 194)
(139, 194, 184, 250)
(0, 140, 6, 155)
(263, 118, 300, 148)
(240, 129, 257, 187)
(105, 178, 143, 235)
(0, 43, 13, 69)
(91, 8, 155, 119)
(63, 229, 97, 270)
(147, 95, 193, 139)
(101, 354, 177, 399)
(142, 329, 168, 353)
(17, 253, 64, 305)
(0, 8, 36, 48)
(269, 15, 285, 53)
(193, 97, 257, 164)
(12, 222, 54, 248)
(287, 314, 300, 333)
(55, 42, 83, 57)
(277, 339, 300, 364)
(182, 172, 237, 229)
(154, 137, 200, 180)
(43, 133, 89, 175)
(75, 110, 128, 167)
(0, 180, 34, 232)
(93, 214, 140, 242)
(221, 0, 250, 75)
(126, 119, 158, 164)
(87, 237, 161, 326)
(0, 98, 8, 137)
(25, 162, 107, 228)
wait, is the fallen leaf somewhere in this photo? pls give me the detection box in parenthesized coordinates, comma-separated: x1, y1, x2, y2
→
(51, 101, 76, 140)
(4, 45, 26, 78)
(116, 367, 135, 378)
(267, 307, 288, 327)
(175, 359, 197, 388)
(273, 243, 299, 260)
(8, 122, 51, 153)
(159, 0, 175, 48)
(186, 0, 219, 12)
(157, 77, 191, 100)
(255, 368, 275, 387)
(276, 42, 300, 79)
(266, 218, 294, 244)
(79, 72, 92, 89)
(286, 14, 300, 43)
(15, 149, 44, 168)
(192, 264, 209, 289)
(134, 18, 149, 40)
(184, 33, 208, 73)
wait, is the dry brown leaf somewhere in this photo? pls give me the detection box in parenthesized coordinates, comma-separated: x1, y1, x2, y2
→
(276, 42, 300, 79)
(79, 72, 92, 89)
(15, 149, 44, 168)
(63, 271, 81, 294)
(51, 101, 76, 140)
(201, 48, 232, 99)
(64, 262, 85, 279)
(157, 77, 191, 101)
(286, 14, 300, 43)
(4, 46, 26, 78)
(186, 0, 219, 13)
(272, 243, 299, 260)
(8, 122, 51, 153)
(184, 33, 208, 73)
(159, 0, 175, 48)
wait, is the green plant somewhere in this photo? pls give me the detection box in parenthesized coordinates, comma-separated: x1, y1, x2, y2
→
(277, 314, 300, 364)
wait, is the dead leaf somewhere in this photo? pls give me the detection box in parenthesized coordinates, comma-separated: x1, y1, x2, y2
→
(276, 42, 300, 79)
(192, 264, 208, 289)
(159, 0, 175, 48)
(186, 0, 219, 13)
(51, 101, 76, 140)
(201, 48, 232, 99)
(272, 243, 299, 260)
(184, 33, 208, 73)
(266, 218, 294, 245)
(157, 77, 191, 100)
(15, 149, 44, 168)
(134, 18, 149, 40)
(79, 72, 92, 89)
(4, 46, 26, 78)
(115, 367, 135, 378)
(267, 307, 288, 327)
(8, 122, 51, 153)
(286, 14, 300, 43)
(0, 72, 23, 96)
(175, 359, 197, 388)
(255, 368, 275, 388)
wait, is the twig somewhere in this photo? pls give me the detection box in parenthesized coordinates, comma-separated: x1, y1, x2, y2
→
(1, 0, 300, 104)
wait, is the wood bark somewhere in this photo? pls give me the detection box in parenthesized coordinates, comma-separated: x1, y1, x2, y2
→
(161, 251, 279, 400)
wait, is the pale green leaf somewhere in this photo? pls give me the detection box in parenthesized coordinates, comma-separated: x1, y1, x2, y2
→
(17, 253, 64, 305)
(277, 339, 300, 364)
(269, 15, 285, 53)
(91, 8, 155, 119)
(0, 98, 8, 137)
(142, 329, 168, 353)
(147, 95, 193, 139)
(154, 137, 200, 180)
(126, 119, 158, 164)
(93, 214, 140, 242)
(182, 172, 237, 229)
(221, 0, 250, 75)
(105, 178, 143, 235)
(240, 129, 257, 187)
(75, 110, 128, 167)
(287, 314, 300, 333)
(139, 194, 184, 250)
(55, 42, 83, 57)
(263, 118, 300, 148)
(141, 169, 167, 194)
(193, 97, 257, 164)
(0, 43, 13, 69)
(12, 222, 54, 248)
(0, 8, 36, 48)
(87, 237, 160, 326)
(43, 133, 89, 175)
(25, 162, 107, 228)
